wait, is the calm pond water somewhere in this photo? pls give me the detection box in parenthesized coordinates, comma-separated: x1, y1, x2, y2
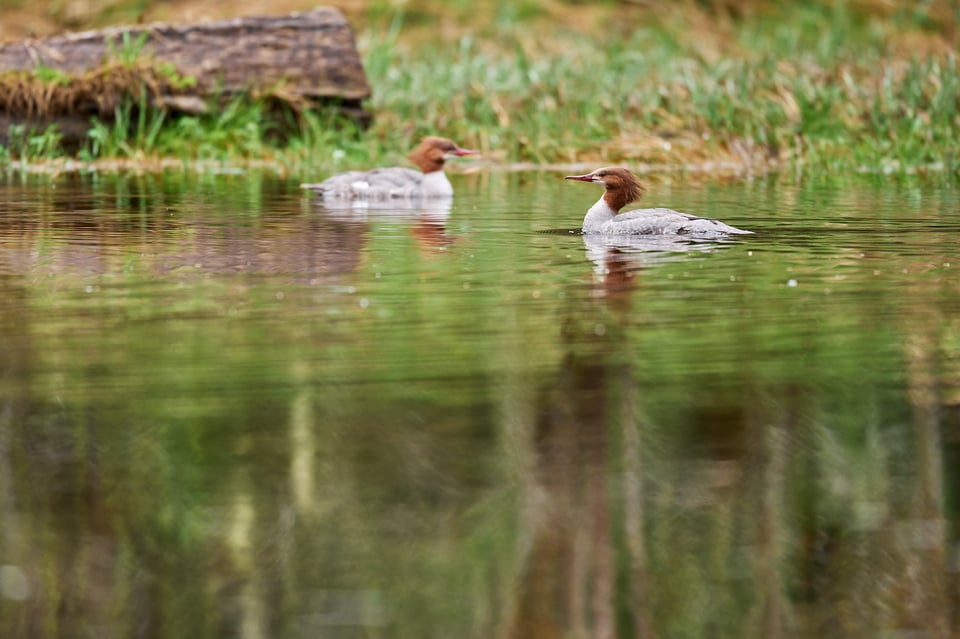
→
(0, 169, 958, 638)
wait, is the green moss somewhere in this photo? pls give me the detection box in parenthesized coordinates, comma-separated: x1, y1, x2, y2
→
(1, 1, 958, 178)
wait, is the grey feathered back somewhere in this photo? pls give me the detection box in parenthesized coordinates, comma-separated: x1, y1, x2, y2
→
(609, 208, 753, 237)
(303, 167, 424, 200)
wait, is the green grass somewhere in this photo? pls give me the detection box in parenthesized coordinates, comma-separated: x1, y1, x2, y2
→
(1, 1, 958, 178)
(2, 123, 65, 163)
(353, 4, 959, 173)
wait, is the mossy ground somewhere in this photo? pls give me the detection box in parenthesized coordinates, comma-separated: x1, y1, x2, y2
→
(0, 0, 957, 177)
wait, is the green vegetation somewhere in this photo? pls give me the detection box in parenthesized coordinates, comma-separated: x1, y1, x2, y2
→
(0, 0, 958, 176)
(2, 123, 64, 162)
(106, 29, 150, 67)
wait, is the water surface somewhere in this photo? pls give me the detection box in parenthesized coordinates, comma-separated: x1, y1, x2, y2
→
(1, 170, 958, 638)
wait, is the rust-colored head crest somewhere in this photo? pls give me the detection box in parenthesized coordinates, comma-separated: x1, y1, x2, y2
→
(409, 136, 478, 173)
(565, 167, 646, 211)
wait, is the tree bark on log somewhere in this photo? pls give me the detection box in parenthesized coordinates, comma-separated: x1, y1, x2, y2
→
(0, 7, 371, 142)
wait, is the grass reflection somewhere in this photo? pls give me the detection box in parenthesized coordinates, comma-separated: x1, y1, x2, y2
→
(0, 172, 957, 637)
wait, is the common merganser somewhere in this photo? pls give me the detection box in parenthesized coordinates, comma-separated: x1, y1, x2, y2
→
(301, 136, 478, 200)
(565, 167, 753, 237)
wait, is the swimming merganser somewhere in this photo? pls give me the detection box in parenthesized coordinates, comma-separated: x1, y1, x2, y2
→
(301, 136, 478, 200)
(565, 167, 753, 237)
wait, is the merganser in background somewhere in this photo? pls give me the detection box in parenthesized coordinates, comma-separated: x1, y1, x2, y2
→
(565, 167, 753, 237)
(301, 136, 478, 200)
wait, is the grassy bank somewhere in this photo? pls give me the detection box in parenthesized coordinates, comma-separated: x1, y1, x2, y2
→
(1, 0, 958, 177)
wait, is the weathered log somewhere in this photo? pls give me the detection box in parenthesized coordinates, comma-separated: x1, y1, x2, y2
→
(0, 7, 371, 144)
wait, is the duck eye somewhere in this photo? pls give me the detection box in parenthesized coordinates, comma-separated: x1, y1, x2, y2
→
(596, 171, 607, 177)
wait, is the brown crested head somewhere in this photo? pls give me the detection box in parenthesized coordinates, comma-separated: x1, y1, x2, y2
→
(565, 167, 645, 212)
(408, 136, 479, 173)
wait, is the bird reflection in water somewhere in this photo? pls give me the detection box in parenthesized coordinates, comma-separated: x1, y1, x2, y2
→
(507, 233, 741, 639)
(315, 198, 456, 252)
(582, 233, 731, 304)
